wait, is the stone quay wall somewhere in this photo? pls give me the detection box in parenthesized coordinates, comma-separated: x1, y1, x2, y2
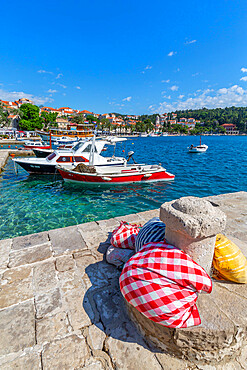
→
(0, 149, 33, 173)
(0, 192, 247, 369)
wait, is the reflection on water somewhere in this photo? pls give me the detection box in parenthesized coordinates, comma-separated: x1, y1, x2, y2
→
(0, 135, 246, 239)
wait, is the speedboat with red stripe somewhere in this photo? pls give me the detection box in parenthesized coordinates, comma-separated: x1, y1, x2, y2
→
(57, 163, 175, 185)
(12, 137, 127, 174)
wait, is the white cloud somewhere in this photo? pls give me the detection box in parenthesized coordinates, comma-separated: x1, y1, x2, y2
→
(241, 67, 247, 73)
(47, 89, 58, 93)
(168, 51, 176, 57)
(161, 79, 170, 83)
(192, 72, 199, 77)
(141, 65, 152, 73)
(149, 84, 247, 113)
(122, 96, 132, 102)
(57, 83, 67, 89)
(170, 85, 179, 91)
(37, 70, 53, 74)
(0, 88, 53, 105)
(178, 95, 184, 99)
(56, 73, 63, 79)
(185, 39, 197, 45)
(240, 76, 247, 81)
(75, 86, 81, 90)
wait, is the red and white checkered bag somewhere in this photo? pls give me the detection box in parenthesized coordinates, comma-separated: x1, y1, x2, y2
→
(120, 242, 212, 328)
(110, 221, 141, 250)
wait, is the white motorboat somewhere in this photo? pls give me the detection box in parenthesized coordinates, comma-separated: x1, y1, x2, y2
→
(13, 137, 127, 174)
(139, 133, 148, 137)
(188, 136, 208, 153)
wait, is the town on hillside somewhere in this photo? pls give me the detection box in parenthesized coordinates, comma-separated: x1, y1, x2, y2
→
(0, 98, 244, 136)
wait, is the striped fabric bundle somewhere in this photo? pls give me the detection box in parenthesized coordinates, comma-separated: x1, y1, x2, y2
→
(135, 217, 166, 252)
(120, 242, 212, 328)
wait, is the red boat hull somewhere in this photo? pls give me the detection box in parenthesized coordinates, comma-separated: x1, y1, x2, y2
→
(58, 167, 175, 185)
(24, 145, 51, 150)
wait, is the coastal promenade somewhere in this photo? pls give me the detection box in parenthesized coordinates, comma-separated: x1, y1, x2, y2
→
(0, 192, 247, 369)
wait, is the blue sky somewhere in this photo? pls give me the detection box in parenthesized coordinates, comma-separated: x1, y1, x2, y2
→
(1, 0, 247, 114)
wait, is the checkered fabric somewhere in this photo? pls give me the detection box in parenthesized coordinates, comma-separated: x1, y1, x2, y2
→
(120, 242, 212, 328)
(111, 221, 141, 250)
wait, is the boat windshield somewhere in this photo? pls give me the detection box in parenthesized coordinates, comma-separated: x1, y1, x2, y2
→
(47, 153, 56, 161)
(72, 141, 85, 152)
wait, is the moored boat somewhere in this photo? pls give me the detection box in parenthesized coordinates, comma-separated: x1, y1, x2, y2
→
(188, 136, 208, 153)
(23, 141, 51, 150)
(13, 137, 127, 174)
(57, 163, 175, 185)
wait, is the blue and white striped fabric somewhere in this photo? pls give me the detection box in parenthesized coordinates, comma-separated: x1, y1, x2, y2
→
(135, 217, 166, 253)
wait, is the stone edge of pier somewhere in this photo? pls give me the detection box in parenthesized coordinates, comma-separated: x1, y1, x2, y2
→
(0, 191, 246, 369)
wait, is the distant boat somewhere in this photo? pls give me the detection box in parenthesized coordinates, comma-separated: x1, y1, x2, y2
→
(139, 133, 148, 137)
(188, 136, 208, 153)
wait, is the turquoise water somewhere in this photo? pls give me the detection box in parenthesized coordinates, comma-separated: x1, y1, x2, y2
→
(0, 136, 246, 239)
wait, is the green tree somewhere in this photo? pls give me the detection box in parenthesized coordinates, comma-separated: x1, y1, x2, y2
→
(19, 104, 43, 131)
(41, 111, 58, 128)
(70, 114, 85, 125)
(0, 103, 9, 127)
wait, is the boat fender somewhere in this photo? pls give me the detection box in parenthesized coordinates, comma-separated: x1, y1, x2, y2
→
(143, 173, 152, 178)
(102, 176, 111, 181)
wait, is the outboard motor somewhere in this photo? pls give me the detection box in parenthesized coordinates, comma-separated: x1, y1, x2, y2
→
(127, 151, 137, 163)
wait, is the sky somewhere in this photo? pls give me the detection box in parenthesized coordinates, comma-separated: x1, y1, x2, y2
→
(1, 0, 247, 115)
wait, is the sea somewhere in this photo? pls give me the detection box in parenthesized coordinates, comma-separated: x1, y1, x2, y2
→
(0, 135, 246, 240)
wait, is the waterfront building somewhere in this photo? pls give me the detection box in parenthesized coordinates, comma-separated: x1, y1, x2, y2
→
(221, 123, 239, 135)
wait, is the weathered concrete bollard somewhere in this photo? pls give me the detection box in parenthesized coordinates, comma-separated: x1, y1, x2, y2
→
(160, 196, 226, 274)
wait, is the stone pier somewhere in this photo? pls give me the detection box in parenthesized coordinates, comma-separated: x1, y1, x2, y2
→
(0, 192, 247, 369)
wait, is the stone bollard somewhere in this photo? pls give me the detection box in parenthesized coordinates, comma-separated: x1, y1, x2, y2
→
(160, 196, 226, 274)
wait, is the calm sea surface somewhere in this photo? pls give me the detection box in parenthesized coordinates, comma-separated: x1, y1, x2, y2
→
(0, 135, 246, 240)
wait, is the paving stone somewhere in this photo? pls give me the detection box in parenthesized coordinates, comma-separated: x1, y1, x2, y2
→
(0, 266, 33, 309)
(77, 222, 108, 250)
(114, 212, 145, 225)
(105, 335, 162, 370)
(0, 238, 12, 273)
(93, 287, 129, 335)
(73, 250, 97, 276)
(0, 352, 41, 369)
(0, 300, 35, 356)
(8, 243, 52, 268)
(36, 311, 71, 344)
(41, 334, 89, 369)
(97, 218, 120, 235)
(55, 255, 75, 272)
(49, 225, 86, 256)
(33, 260, 57, 294)
(35, 287, 62, 319)
(155, 352, 193, 370)
(64, 287, 92, 330)
(138, 209, 160, 222)
(87, 323, 106, 351)
(82, 358, 104, 370)
(12, 231, 49, 251)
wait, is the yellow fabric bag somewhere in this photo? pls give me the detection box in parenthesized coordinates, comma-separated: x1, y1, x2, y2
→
(213, 233, 247, 284)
